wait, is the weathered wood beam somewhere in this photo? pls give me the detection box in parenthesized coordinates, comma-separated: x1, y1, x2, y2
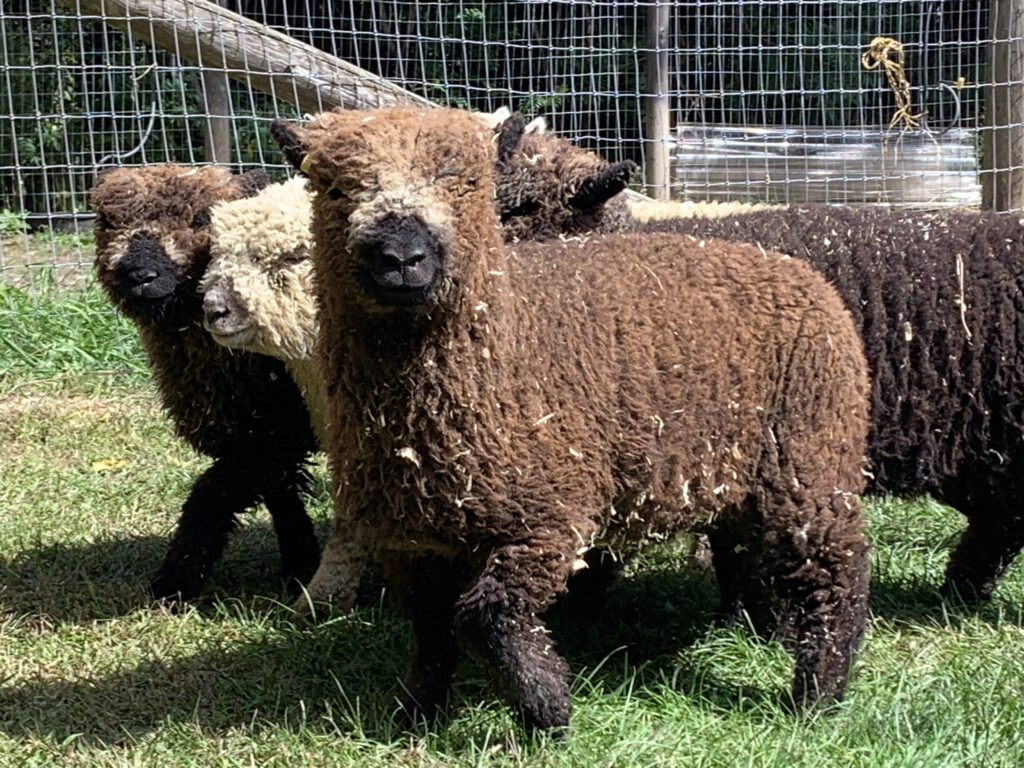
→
(982, 0, 1024, 211)
(55, 0, 434, 114)
(644, 2, 672, 201)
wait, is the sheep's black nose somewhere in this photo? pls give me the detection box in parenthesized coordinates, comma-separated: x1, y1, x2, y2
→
(114, 233, 179, 305)
(378, 245, 428, 269)
(128, 266, 158, 285)
(356, 215, 444, 304)
(368, 217, 438, 269)
(122, 235, 165, 284)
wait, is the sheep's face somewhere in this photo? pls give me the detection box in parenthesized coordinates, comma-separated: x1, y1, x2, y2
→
(348, 212, 447, 308)
(201, 178, 319, 361)
(272, 108, 496, 315)
(494, 119, 636, 242)
(90, 164, 268, 322)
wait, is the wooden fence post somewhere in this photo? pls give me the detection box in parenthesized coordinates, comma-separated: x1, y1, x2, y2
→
(644, 2, 671, 201)
(199, 0, 232, 163)
(982, 0, 1024, 211)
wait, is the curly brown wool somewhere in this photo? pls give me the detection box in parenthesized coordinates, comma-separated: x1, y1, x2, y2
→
(274, 107, 871, 733)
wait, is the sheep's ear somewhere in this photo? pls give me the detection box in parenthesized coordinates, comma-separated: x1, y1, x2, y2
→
(270, 119, 310, 174)
(495, 113, 527, 164)
(524, 115, 547, 135)
(90, 165, 128, 196)
(236, 169, 271, 198)
(569, 160, 637, 211)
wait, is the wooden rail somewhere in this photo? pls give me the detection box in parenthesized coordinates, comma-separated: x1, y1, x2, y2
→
(55, 0, 434, 114)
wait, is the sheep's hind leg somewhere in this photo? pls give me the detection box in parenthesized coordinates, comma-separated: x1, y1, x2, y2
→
(941, 510, 1024, 601)
(756, 483, 869, 709)
(389, 556, 465, 725)
(453, 542, 575, 733)
(149, 456, 257, 601)
(707, 502, 775, 635)
(261, 463, 320, 589)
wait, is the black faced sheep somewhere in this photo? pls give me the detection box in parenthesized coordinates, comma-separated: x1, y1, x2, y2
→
(271, 106, 871, 732)
(494, 123, 1024, 601)
(90, 164, 320, 601)
(493, 113, 770, 242)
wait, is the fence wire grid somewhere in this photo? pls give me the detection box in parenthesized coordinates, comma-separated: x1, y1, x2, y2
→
(2, 0, 1022, 285)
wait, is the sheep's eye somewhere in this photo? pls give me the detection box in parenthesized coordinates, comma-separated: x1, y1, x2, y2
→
(500, 200, 541, 221)
(433, 165, 463, 181)
(189, 209, 211, 229)
(326, 187, 346, 201)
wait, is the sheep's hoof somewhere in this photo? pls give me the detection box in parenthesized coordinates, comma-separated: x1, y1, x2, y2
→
(516, 699, 571, 737)
(148, 573, 203, 605)
(289, 595, 336, 622)
(939, 576, 993, 603)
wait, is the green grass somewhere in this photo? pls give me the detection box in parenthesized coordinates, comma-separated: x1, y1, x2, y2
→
(3, 282, 1024, 766)
(0, 275, 146, 394)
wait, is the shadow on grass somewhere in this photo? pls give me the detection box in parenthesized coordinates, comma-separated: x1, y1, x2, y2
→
(867, 571, 1024, 628)
(0, 519, 336, 624)
(3, 540, 1020, 745)
(552, 565, 791, 714)
(0, 562, 775, 746)
(0, 606, 412, 746)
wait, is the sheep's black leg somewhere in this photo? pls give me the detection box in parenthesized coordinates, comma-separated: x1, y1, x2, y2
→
(454, 543, 575, 733)
(706, 501, 777, 634)
(390, 556, 464, 725)
(261, 463, 319, 588)
(558, 548, 621, 614)
(149, 455, 259, 601)
(941, 512, 1024, 601)
(754, 482, 869, 709)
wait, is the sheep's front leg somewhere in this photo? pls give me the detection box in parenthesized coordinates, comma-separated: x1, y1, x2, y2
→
(388, 556, 465, 724)
(291, 519, 373, 618)
(262, 464, 320, 588)
(150, 455, 256, 601)
(453, 543, 576, 733)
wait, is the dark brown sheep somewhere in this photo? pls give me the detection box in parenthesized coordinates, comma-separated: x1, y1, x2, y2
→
(492, 119, 1024, 601)
(272, 106, 871, 732)
(641, 205, 1024, 601)
(90, 164, 319, 601)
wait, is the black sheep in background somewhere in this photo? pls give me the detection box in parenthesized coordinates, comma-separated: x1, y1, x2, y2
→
(90, 164, 320, 601)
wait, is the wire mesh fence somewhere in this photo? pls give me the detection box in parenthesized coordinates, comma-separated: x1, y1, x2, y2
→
(1, 0, 1021, 286)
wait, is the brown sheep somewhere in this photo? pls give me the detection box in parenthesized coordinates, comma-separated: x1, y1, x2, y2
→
(90, 164, 320, 601)
(271, 107, 871, 732)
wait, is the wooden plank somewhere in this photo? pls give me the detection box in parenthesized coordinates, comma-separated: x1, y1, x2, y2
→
(644, 3, 671, 201)
(673, 125, 980, 207)
(982, 0, 1024, 211)
(55, 0, 434, 115)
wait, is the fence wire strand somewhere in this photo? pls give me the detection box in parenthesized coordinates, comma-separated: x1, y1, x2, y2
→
(0, 0, 1020, 286)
